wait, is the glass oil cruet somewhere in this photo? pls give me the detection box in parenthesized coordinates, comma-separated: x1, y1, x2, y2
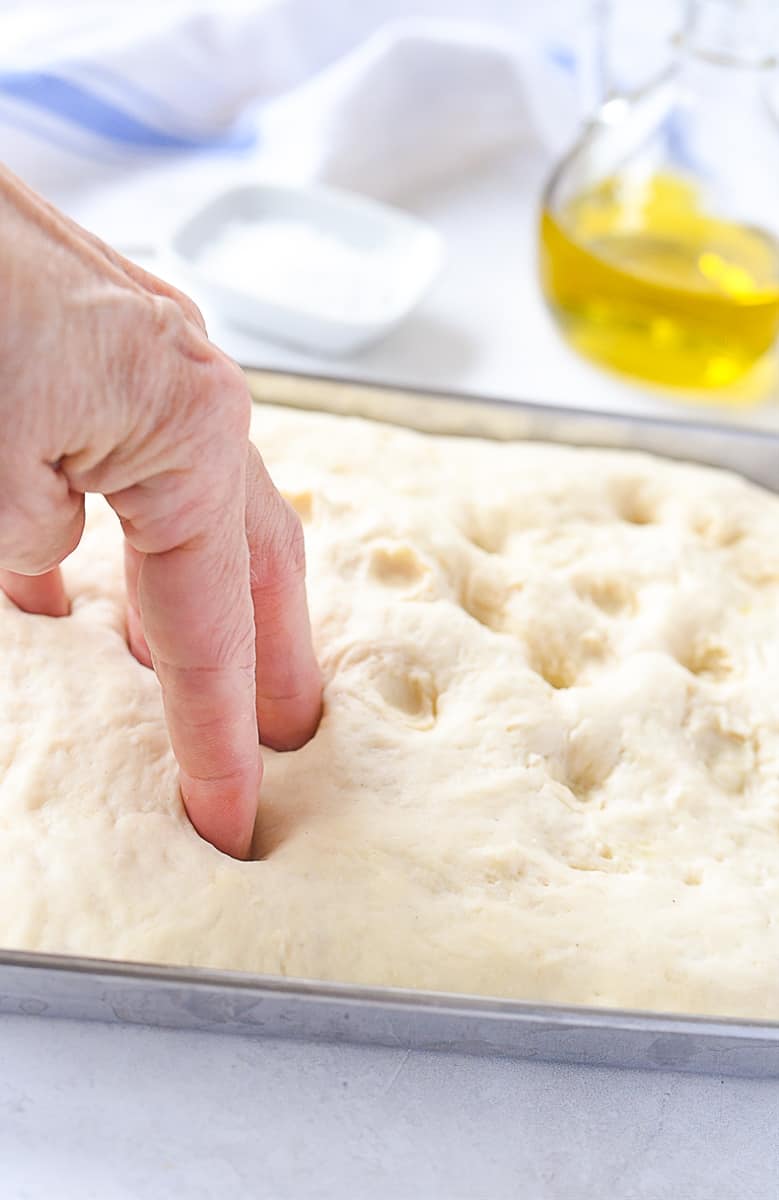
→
(538, 0, 779, 393)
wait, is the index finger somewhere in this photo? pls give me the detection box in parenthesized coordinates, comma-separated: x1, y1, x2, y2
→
(109, 389, 261, 860)
(138, 516, 261, 859)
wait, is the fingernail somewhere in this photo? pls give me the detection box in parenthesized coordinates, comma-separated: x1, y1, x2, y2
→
(179, 770, 259, 861)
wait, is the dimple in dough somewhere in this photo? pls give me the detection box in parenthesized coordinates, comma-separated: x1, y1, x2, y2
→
(1, 405, 779, 1019)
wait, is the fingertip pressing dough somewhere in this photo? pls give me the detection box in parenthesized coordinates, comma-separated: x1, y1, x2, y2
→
(1, 405, 779, 1018)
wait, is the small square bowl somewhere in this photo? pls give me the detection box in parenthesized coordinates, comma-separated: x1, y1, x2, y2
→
(168, 183, 445, 356)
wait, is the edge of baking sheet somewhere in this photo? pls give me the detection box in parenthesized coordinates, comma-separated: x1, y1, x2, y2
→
(2, 947, 779, 1077)
(2, 368, 778, 1078)
(244, 367, 779, 491)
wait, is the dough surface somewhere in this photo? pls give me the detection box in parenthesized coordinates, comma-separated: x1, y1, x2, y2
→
(1, 404, 779, 1018)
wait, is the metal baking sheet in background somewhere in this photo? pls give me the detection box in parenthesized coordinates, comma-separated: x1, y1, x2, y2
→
(244, 368, 779, 490)
(1, 369, 777, 1079)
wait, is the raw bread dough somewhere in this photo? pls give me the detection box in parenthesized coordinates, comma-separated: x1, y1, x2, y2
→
(1, 404, 778, 1018)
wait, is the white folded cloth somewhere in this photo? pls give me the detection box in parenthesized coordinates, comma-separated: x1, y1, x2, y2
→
(261, 19, 548, 201)
(0, 1, 579, 204)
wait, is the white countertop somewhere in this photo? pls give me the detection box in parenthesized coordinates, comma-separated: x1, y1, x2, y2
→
(2, 1013, 778, 1199)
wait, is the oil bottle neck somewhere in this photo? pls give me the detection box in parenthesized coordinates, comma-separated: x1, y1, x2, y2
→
(673, 0, 778, 140)
(682, 0, 778, 70)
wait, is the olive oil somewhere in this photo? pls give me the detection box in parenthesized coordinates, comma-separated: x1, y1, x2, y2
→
(539, 173, 779, 390)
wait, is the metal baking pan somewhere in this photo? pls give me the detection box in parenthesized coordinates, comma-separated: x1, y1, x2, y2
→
(1, 368, 778, 1078)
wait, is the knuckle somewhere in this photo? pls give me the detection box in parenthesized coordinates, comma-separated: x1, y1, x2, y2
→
(180, 293, 207, 333)
(154, 279, 206, 335)
(140, 294, 246, 427)
(192, 353, 250, 438)
(147, 293, 185, 339)
(213, 355, 251, 418)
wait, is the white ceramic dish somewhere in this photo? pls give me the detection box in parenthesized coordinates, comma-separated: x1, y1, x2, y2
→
(168, 183, 445, 355)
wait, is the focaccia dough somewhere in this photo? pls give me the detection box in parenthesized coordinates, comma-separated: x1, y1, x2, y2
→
(1, 404, 778, 1018)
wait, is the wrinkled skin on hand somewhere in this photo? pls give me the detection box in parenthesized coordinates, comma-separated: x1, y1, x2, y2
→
(0, 165, 321, 858)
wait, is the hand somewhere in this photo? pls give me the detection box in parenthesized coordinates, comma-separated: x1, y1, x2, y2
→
(0, 165, 321, 858)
